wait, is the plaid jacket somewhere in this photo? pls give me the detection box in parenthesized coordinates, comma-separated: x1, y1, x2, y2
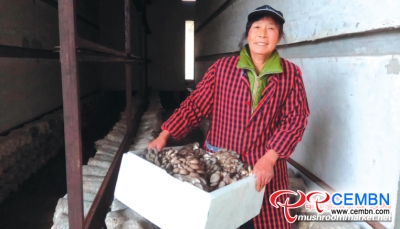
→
(162, 55, 309, 228)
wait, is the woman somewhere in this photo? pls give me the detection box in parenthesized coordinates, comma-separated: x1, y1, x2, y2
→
(149, 5, 309, 229)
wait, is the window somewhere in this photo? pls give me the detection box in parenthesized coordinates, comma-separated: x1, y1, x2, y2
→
(185, 20, 194, 80)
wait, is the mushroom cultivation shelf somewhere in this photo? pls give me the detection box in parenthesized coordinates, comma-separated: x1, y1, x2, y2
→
(115, 147, 265, 229)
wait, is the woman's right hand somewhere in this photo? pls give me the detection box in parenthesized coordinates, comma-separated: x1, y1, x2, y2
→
(147, 130, 171, 152)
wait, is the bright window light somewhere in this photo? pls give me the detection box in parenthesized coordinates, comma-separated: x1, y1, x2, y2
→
(183, 0, 196, 1)
(185, 20, 194, 80)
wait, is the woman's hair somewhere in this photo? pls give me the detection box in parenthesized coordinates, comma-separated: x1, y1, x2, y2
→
(238, 13, 285, 49)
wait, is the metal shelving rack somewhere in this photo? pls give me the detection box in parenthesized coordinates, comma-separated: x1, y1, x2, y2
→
(57, 0, 148, 228)
(0, 0, 149, 227)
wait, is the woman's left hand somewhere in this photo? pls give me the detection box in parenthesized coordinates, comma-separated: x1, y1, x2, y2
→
(253, 149, 280, 192)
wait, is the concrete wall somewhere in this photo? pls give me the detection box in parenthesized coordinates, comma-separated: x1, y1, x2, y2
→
(195, 1, 400, 228)
(0, 0, 102, 133)
(146, 0, 195, 91)
(99, 0, 144, 91)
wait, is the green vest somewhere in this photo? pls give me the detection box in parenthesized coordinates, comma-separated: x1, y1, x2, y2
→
(236, 46, 283, 112)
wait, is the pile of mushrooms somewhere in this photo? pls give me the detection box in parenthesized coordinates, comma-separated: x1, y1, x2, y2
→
(136, 143, 252, 192)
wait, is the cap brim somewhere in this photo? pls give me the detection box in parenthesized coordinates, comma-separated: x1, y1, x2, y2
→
(248, 10, 285, 24)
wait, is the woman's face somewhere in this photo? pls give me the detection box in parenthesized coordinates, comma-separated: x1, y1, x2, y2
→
(247, 16, 280, 59)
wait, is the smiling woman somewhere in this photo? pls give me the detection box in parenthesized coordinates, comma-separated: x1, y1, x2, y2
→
(149, 5, 309, 229)
(246, 17, 281, 74)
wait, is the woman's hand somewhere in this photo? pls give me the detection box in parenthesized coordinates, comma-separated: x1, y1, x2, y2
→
(253, 149, 280, 192)
(148, 130, 170, 152)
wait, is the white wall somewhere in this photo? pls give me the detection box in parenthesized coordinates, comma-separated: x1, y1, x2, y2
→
(195, 0, 226, 27)
(195, 1, 400, 228)
(196, 0, 400, 55)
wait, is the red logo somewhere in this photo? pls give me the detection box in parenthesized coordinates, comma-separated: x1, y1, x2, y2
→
(306, 191, 330, 213)
(269, 190, 331, 223)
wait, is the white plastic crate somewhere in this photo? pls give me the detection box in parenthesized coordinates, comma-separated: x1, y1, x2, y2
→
(115, 149, 265, 229)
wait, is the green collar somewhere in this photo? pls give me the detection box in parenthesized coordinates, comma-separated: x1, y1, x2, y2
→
(236, 45, 282, 76)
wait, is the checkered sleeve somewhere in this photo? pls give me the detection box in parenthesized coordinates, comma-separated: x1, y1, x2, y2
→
(266, 67, 310, 159)
(161, 60, 218, 139)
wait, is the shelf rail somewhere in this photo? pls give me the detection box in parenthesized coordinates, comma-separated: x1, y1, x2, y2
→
(57, 0, 147, 227)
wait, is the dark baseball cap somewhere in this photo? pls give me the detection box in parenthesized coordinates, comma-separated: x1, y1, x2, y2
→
(247, 5, 285, 24)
